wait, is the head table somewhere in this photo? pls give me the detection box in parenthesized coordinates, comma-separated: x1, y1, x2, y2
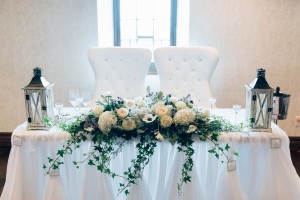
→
(1, 109, 300, 200)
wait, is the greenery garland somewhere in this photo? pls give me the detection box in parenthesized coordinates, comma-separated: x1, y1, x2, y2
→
(44, 90, 241, 196)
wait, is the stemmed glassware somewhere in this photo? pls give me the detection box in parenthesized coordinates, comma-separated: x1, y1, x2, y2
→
(69, 89, 80, 107)
(82, 91, 91, 107)
(208, 97, 216, 111)
(69, 89, 83, 112)
(233, 104, 241, 124)
(54, 103, 64, 119)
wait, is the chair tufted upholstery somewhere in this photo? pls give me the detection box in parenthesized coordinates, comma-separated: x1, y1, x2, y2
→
(154, 46, 219, 107)
(88, 47, 152, 101)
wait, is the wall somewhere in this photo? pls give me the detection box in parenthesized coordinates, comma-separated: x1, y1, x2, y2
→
(0, 0, 98, 132)
(1, 0, 299, 136)
(190, 0, 300, 135)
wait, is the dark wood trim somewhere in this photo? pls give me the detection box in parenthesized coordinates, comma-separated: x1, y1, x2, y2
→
(289, 136, 300, 152)
(0, 132, 11, 147)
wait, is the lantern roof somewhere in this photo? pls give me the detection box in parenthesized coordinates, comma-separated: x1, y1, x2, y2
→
(274, 87, 290, 97)
(25, 67, 52, 88)
(248, 68, 272, 89)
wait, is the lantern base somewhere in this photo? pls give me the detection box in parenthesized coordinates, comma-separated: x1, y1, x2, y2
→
(248, 128, 272, 133)
(26, 125, 50, 131)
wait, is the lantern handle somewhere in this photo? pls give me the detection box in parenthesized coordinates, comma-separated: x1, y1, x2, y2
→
(33, 67, 43, 77)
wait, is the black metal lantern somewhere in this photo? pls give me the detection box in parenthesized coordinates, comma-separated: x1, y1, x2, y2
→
(23, 67, 54, 130)
(272, 87, 291, 124)
(245, 68, 274, 132)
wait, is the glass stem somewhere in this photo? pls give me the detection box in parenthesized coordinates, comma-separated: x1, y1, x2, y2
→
(234, 111, 237, 124)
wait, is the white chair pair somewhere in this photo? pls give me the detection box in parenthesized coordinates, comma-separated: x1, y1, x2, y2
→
(88, 47, 219, 107)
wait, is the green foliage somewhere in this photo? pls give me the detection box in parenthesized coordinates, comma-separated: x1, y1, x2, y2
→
(177, 136, 194, 192)
(43, 92, 241, 196)
(118, 135, 157, 195)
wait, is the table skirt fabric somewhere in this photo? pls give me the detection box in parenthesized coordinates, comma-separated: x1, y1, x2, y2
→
(1, 117, 300, 199)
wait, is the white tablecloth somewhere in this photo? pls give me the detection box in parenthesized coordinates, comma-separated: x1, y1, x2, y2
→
(1, 109, 300, 200)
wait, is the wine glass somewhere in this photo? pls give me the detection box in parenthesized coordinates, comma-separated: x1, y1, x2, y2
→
(82, 91, 91, 107)
(69, 89, 82, 113)
(54, 103, 64, 119)
(233, 104, 241, 124)
(208, 97, 216, 111)
(69, 89, 80, 107)
(75, 96, 83, 112)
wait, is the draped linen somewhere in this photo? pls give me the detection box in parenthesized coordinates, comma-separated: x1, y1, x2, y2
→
(1, 109, 300, 200)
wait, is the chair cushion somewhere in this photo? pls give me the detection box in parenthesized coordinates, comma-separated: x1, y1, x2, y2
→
(154, 47, 219, 107)
(88, 47, 152, 101)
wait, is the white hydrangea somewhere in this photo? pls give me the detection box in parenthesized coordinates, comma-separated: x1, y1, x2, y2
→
(98, 111, 117, 133)
(173, 108, 196, 126)
(137, 107, 151, 118)
(134, 97, 147, 107)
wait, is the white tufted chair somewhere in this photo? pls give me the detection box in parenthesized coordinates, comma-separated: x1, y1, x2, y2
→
(154, 47, 219, 107)
(88, 47, 152, 102)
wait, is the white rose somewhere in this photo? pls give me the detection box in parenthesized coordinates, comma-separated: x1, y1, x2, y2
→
(160, 115, 173, 128)
(125, 99, 135, 109)
(92, 105, 104, 117)
(151, 101, 164, 112)
(117, 108, 129, 119)
(175, 101, 187, 110)
(155, 131, 164, 141)
(169, 96, 179, 104)
(135, 97, 147, 107)
(155, 106, 168, 117)
(200, 109, 210, 118)
(122, 118, 137, 131)
(187, 125, 197, 133)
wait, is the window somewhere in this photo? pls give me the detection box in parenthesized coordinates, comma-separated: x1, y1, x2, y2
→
(97, 0, 189, 48)
(113, 0, 177, 50)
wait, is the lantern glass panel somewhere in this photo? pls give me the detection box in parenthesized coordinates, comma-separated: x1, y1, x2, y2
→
(254, 92, 268, 127)
(46, 87, 54, 118)
(30, 90, 43, 124)
(246, 90, 251, 118)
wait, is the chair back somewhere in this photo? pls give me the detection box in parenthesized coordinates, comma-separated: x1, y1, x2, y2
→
(154, 46, 219, 107)
(88, 47, 152, 101)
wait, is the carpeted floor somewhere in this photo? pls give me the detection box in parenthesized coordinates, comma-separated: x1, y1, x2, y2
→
(291, 150, 300, 176)
(0, 148, 9, 195)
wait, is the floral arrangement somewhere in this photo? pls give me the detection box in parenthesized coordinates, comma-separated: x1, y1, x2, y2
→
(44, 89, 240, 195)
